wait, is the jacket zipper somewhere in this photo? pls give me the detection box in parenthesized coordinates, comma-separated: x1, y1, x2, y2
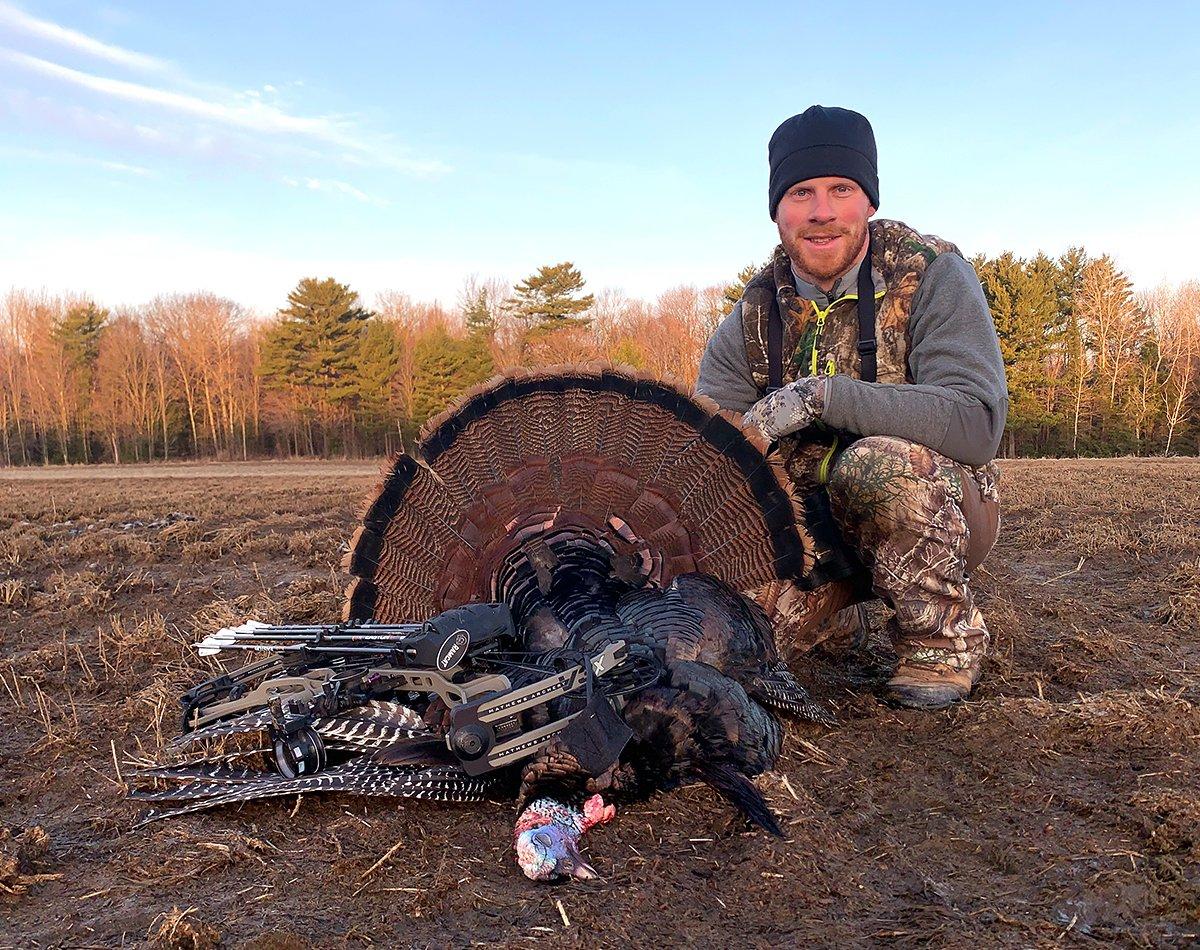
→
(807, 289, 886, 484)
(809, 297, 847, 484)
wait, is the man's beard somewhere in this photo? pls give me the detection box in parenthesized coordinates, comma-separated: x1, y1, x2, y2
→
(780, 221, 869, 287)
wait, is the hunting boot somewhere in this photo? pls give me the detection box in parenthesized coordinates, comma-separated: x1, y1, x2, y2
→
(880, 580, 989, 710)
(825, 436, 999, 710)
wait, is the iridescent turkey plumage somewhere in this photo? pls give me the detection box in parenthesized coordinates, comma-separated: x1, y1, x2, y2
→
(133, 365, 834, 851)
(345, 364, 833, 837)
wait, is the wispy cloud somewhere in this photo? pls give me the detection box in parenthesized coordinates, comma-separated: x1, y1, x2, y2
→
(5, 49, 332, 135)
(0, 5, 446, 194)
(0, 1, 167, 72)
(282, 175, 386, 206)
(98, 157, 151, 175)
(0, 48, 449, 177)
(0, 142, 153, 176)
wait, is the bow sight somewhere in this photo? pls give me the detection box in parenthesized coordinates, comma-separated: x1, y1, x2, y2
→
(181, 603, 636, 780)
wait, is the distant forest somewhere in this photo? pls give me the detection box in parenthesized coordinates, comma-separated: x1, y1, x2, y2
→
(1, 251, 1197, 465)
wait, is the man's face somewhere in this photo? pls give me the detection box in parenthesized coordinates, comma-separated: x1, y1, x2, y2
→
(775, 176, 875, 289)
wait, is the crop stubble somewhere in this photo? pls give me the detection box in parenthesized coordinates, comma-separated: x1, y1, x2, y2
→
(0, 459, 1198, 948)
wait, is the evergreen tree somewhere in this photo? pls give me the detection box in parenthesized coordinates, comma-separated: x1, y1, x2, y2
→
(260, 278, 371, 405)
(54, 301, 108, 368)
(462, 285, 496, 338)
(723, 262, 762, 316)
(1054, 248, 1092, 455)
(608, 338, 647, 368)
(975, 252, 1059, 455)
(1077, 256, 1149, 453)
(354, 318, 404, 439)
(409, 325, 494, 427)
(1054, 248, 1089, 324)
(259, 278, 372, 451)
(507, 262, 594, 327)
(52, 300, 108, 461)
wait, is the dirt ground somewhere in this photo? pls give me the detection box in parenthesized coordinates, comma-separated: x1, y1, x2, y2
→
(1, 458, 1198, 948)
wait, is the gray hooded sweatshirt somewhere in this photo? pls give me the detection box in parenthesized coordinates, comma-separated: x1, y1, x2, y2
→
(695, 251, 1009, 468)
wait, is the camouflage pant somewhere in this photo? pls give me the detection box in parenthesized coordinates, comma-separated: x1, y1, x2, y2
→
(753, 436, 1000, 665)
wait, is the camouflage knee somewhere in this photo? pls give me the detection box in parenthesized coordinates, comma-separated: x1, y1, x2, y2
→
(825, 436, 968, 566)
(827, 436, 989, 654)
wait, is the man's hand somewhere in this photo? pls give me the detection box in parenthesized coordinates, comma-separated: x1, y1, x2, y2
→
(743, 376, 826, 441)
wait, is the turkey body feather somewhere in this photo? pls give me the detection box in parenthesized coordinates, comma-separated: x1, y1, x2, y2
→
(342, 365, 833, 835)
(134, 366, 832, 836)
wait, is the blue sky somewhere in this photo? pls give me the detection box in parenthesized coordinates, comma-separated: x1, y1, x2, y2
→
(1, 1, 1197, 314)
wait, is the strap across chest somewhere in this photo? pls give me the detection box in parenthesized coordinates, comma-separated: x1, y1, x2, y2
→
(766, 232, 877, 390)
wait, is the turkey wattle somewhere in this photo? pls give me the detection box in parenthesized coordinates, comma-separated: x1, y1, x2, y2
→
(344, 364, 836, 880)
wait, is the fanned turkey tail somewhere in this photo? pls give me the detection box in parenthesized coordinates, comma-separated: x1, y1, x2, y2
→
(342, 363, 822, 624)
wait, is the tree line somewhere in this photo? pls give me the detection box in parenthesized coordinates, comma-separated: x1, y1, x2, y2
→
(1, 251, 1196, 465)
(974, 250, 1198, 456)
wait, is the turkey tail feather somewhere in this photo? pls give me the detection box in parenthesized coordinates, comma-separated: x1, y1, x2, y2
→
(134, 764, 494, 823)
(344, 364, 822, 623)
(371, 738, 456, 767)
(751, 665, 837, 727)
(699, 761, 786, 839)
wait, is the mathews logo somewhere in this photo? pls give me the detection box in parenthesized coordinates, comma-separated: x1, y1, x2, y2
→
(436, 629, 470, 672)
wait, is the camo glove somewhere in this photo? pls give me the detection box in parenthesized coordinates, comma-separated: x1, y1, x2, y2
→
(743, 376, 826, 441)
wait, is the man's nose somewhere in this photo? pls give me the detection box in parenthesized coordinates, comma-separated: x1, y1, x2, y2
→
(807, 193, 836, 222)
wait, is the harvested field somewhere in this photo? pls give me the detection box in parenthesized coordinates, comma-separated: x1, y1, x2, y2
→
(1, 458, 1198, 948)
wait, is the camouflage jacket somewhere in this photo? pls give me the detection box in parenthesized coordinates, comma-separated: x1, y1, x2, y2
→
(739, 219, 967, 491)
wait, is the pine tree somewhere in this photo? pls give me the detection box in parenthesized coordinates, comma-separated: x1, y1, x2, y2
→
(408, 325, 494, 427)
(507, 263, 594, 327)
(52, 300, 108, 461)
(354, 318, 404, 443)
(723, 262, 762, 316)
(1054, 248, 1089, 324)
(1054, 248, 1092, 455)
(463, 288, 492, 337)
(975, 252, 1059, 455)
(1076, 256, 1149, 452)
(261, 278, 370, 400)
(259, 278, 372, 452)
(54, 301, 108, 368)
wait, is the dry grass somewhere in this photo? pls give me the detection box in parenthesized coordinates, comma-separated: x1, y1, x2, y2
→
(0, 578, 27, 606)
(0, 530, 48, 569)
(146, 906, 221, 950)
(1162, 557, 1200, 627)
(0, 459, 1198, 947)
(0, 826, 57, 898)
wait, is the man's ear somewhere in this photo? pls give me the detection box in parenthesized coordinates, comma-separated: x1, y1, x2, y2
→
(867, 205, 877, 217)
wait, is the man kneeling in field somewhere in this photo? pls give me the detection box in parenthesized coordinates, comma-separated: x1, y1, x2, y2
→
(698, 105, 1008, 709)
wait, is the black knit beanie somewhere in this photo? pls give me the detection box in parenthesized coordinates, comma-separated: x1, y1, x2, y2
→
(768, 105, 879, 219)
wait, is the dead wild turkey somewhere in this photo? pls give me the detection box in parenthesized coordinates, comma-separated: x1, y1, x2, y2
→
(133, 364, 843, 881)
(344, 364, 838, 879)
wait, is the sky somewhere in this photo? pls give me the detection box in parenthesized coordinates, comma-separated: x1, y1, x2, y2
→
(1, 1, 1198, 315)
